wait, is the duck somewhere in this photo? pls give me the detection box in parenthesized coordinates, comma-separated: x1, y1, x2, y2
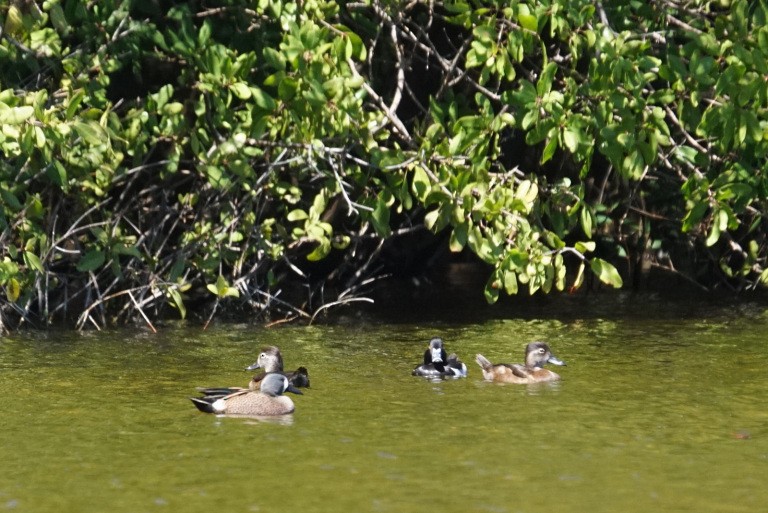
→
(475, 342, 565, 384)
(412, 337, 468, 379)
(190, 373, 302, 415)
(196, 345, 309, 398)
(245, 346, 310, 388)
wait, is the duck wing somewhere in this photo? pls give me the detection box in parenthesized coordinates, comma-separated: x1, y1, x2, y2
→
(287, 367, 310, 388)
(196, 386, 246, 397)
(498, 363, 532, 379)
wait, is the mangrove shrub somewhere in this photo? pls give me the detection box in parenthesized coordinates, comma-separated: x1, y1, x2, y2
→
(1, 0, 767, 329)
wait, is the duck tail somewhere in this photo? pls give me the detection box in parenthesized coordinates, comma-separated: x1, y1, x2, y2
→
(475, 354, 493, 371)
(290, 367, 310, 388)
(190, 396, 217, 413)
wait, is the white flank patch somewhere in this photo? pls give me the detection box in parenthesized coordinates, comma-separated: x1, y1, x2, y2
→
(212, 398, 226, 413)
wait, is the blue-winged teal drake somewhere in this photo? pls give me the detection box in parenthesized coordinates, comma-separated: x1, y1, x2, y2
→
(412, 337, 467, 379)
(191, 373, 302, 415)
(475, 342, 565, 384)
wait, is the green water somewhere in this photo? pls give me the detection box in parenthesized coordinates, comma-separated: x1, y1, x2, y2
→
(2, 300, 768, 513)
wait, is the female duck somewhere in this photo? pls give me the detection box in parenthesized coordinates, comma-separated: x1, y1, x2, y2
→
(190, 373, 302, 416)
(245, 346, 310, 388)
(475, 342, 565, 384)
(197, 345, 309, 397)
(412, 337, 467, 379)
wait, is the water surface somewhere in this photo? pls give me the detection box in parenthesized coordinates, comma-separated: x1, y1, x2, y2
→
(1, 296, 767, 512)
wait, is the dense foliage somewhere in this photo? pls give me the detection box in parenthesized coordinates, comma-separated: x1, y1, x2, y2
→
(1, 0, 767, 330)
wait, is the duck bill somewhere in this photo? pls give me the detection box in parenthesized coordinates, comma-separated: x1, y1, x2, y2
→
(548, 355, 566, 366)
(286, 384, 304, 395)
(245, 361, 261, 371)
(430, 347, 444, 363)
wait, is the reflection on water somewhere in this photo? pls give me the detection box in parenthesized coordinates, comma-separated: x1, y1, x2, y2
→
(212, 414, 295, 426)
(1, 294, 768, 513)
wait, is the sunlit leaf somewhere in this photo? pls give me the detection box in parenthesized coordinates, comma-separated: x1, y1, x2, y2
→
(72, 120, 106, 145)
(0, 105, 34, 125)
(590, 258, 623, 288)
(167, 287, 186, 319)
(23, 252, 44, 273)
(287, 209, 308, 222)
(6, 278, 20, 302)
(230, 82, 252, 100)
(371, 196, 391, 237)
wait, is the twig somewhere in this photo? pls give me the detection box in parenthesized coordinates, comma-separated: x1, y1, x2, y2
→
(309, 297, 374, 324)
(203, 298, 219, 330)
(128, 291, 157, 333)
(346, 57, 413, 143)
(76, 285, 152, 330)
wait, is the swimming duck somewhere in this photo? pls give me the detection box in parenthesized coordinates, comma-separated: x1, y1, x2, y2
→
(245, 346, 310, 388)
(475, 342, 565, 384)
(190, 373, 302, 416)
(412, 337, 468, 379)
(196, 345, 309, 398)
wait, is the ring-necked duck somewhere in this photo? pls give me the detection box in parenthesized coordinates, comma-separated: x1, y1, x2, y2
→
(197, 346, 309, 398)
(475, 342, 565, 384)
(245, 346, 310, 388)
(412, 337, 468, 379)
(191, 373, 302, 415)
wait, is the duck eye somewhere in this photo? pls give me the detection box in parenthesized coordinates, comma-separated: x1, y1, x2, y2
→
(538, 348, 546, 354)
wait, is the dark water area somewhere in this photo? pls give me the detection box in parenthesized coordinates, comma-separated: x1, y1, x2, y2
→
(1, 288, 767, 512)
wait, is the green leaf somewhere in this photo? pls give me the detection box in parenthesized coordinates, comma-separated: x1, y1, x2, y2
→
(537, 62, 557, 96)
(65, 90, 85, 120)
(6, 277, 20, 302)
(512, 80, 537, 106)
(563, 128, 579, 153)
(49, 3, 70, 35)
(162, 102, 184, 115)
(706, 209, 722, 246)
(760, 268, 768, 287)
(0, 105, 34, 125)
(76, 250, 105, 272)
(287, 209, 308, 222)
(0, 190, 22, 211)
(424, 209, 440, 231)
(449, 222, 468, 252)
(371, 196, 391, 236)
(306, 238, 331, 261)
(411, 165, 431, 202)
(112, 243, 142, 259)
(167, 287, 186, 319)
(207, 275, 240, 298)
(198, 20, 211, 46)
(580, 206, 593, 238)
(23, 252, 44, 273)
(230, 82, 252, 100)
(575, 241, 596, 254)
(590, 258, 623, 288)
(251, 88, 277, 110)
(503, 269, 518, 294)
(541, 135, 558, 163)
(484, 276, 500, 304)
(681, 201, 708, 232)
(72, 120, 106, 145)
(571, 262, 586, 291)
(518, 13, 538, 32)
(169, 258, 185, 281)
(517, 3, 538, 31)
